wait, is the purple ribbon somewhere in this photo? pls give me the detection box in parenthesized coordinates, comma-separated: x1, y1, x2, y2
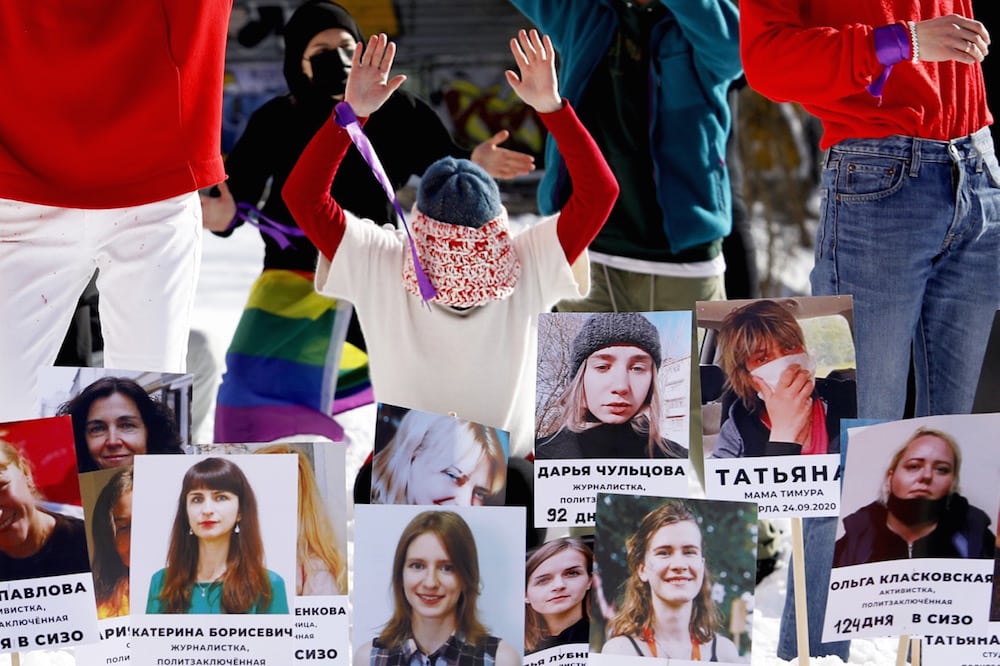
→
(866, 24, 911, 101)
(229, 202, 307, 250)
(334, 101, 437, 303)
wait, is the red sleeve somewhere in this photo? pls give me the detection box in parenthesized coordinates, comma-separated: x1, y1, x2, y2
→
(282, 113, 364, 261)
(740, 0, 882, 104)
(540, 101, 619, 265)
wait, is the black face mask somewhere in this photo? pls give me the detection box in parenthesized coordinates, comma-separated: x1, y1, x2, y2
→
(887, 493, 949, 526)
(309, 47, 353, 98)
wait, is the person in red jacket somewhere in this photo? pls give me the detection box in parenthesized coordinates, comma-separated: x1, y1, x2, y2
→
(282, 29, 618, 460)
(741, 1, 999, 661)
(0, 2, 231, 422)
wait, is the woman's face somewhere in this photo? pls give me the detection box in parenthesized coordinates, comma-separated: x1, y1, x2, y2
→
(0, 451, 37, 555)
(301, 28, 357, 80)
(745, 337, 806, 372)
(85, 392, 148, 469)
(402, 532, 462, 621)
(637, 521, 705, 607)
(408, 438, 493, 506)
(525, 547, 590, 618)
(186, 487, 241, 542)
(889, 435, 956, 501)
(582, 345, 654, 424)
(112, 490, 133, 567)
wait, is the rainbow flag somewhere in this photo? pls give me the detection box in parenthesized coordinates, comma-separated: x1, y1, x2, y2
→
(214, 269, 373, 443)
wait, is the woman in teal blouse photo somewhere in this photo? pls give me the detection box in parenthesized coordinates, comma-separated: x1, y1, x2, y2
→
(146, 457, 288, 614)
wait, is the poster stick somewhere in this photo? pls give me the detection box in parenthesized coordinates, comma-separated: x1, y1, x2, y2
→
(910, 637, 921, 666)
(895, 635, 908, 666)
(790, 516, 810, 666)
(11, 653, 20, 666)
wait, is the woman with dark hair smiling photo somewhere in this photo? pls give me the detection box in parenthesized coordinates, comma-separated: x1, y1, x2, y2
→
(57, 376, 183, 472)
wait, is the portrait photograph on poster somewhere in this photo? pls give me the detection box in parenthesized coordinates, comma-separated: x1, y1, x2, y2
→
(129, 453, 296, 666)
(532, 311, 693, 529)
(352, 504, 526, 666)
(372, 403, 510, 506)
(0, 415, 99, 652)
(824, 414, 1000, 642)
(79, 465, 134, 619)
(524, 535, 594, 664)
(589, 494, 756, 666)
(697, 296, 856, 519)
(37, 367, 193, 472)
(192, 441, 349, 597)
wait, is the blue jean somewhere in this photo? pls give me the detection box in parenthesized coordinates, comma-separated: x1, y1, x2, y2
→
(811, 127, 1000, 419)
(778, 128, 1000, 661)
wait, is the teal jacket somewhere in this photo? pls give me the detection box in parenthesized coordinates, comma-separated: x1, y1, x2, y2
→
(508, 0, 741, 255)
(146, 568, 289, 614)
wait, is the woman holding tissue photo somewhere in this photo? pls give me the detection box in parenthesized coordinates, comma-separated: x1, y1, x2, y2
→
(711, 300, 856, 458)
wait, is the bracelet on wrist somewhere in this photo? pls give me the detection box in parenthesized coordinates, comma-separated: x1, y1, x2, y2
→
(907, 20, 920, 64)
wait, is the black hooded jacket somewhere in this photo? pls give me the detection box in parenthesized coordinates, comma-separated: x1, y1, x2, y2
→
(218, 0, 471, 271)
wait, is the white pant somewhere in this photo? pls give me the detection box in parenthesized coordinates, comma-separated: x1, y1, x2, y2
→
(0, 193, 202, 422)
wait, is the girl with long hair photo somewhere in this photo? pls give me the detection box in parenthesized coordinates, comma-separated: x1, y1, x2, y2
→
(354, 510, 520, 666)
(524, 537, 592, 654)
(254, 443, 347, 594)
(535, 312, 686, 460)
(90, 466, 133, 618)
(145, 457, 288, 614)
(602, 501, 740, 662)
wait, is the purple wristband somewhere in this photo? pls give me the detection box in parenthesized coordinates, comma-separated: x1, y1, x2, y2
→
(867, 24, 911, 99)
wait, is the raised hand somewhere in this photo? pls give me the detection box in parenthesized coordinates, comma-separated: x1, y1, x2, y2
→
(755, 364, 814, 446)
(343, 33, 407, 117)
(471, 130, 536, 179)
(504, 29, 561, 114)
(914, 14, 990, 64)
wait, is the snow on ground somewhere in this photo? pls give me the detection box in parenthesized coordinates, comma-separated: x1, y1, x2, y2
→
(3, 214, 906, 666)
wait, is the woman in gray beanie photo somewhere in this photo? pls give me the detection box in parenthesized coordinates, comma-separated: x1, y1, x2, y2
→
(535, 312, 687, 460)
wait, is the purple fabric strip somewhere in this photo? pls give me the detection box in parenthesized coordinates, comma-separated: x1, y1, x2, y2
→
(867, 24, 911, 99)
(334, 101, 437, 302)
(230, 202, 307, 249)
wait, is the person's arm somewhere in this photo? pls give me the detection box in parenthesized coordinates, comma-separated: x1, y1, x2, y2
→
(504, 29, 618, 264)
(507, 0, 587, 46)
(283, 34, 406, 260)
(741, 1, 991, 105)
(206, 102, 281, 234)
(662, 0, 742, 84)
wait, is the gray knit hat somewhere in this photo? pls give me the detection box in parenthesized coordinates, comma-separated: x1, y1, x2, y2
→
(571, 313, 662, 375)
(417, 157, 502, 228)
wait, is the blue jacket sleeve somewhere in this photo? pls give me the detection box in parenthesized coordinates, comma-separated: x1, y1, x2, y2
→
(662, 0, 742, 84)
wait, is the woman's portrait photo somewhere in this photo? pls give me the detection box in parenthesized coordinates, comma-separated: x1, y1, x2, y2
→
(372, 404, 509, 506)
(0, 417, 91, 582)
(835, 422, 997, 567)
(697, 297, 857, 458)
(593, 495, 755, 664)
(252, 442, 347, 595)
(524, 537, 593, 655)
(353, 505, 525, 666)
(39, 368, 191, 472)
(80, 465, 134, 618)
(534, 311, 691, 460)
(132, 454, 296, 614)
